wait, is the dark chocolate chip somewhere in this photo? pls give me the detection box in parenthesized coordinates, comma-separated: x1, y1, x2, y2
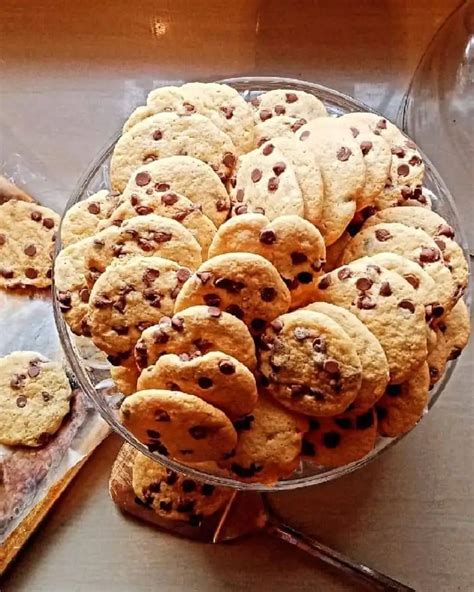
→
(398, 299, 415, 313)
(286, 93, 298, 103)
(259, 229, 277, 244)
(386, 383, 402, 397)
(268, 177, 279, 192)
(437, 224, 455, 239)
(226, 304, 244, 319)
(203, 293, 221, 307)
(360, 141, 373, 155)
(259, 110, 272, 122)
(273, 162, 286, 176)
(355, 411, 374, 429)
(297, 272, 313, 284)
(419, 247, 440, 264)
(218, 360, 235, 375)
(403, 274, 420, 289)
(379, 281, 392, 297)
(334, 417, 353, 430)
(189, 426, 208, 440)
(337, 267, 353, 280)
(318, 275, 331, 290)
(356, 277, 373, 291)
(322, 431, 341, 448)
(274, 104, 286, 115)
(337, 147, 352, 161)
(42, 218, 55, 229)
(291, 252, 308, 265)
(201, 483, 215, 496)
(397, 164, 410, 177)
(233, 414, 254, 431)
(375, 228, 392, 242)
(25, 268, 38, 279)
(262, 143, 274, 156)
(261, 287, 276, 302)
(155, 409, 171, 422)
(135, 171, 151, 186)
(323, 359, 340, 374)
(357, 295, 376, 309)
(223, 152, 236, 168)
(302, 439, 316, 456)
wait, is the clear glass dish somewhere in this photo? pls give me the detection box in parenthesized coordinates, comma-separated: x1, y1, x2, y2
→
(53, 77, 471, 491)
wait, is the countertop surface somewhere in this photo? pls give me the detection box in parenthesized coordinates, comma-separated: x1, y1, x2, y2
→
(1, 1, 473, 591)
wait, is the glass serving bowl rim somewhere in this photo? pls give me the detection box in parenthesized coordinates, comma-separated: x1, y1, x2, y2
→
(53, 75, 471, 492)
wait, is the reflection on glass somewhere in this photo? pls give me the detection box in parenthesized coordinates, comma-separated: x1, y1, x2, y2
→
(401, 0, 474, 253)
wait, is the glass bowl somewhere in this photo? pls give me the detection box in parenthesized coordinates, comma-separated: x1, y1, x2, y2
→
(53, 77, 471, 491)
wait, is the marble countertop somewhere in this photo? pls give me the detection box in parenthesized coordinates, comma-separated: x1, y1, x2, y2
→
(1, 1, 472, 590)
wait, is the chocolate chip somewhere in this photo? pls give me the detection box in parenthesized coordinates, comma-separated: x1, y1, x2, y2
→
(386, 384, 402, 397)
(403, 274, 420, 289)
(251, 168, 262, 183)
(79, 288, 90, 302)
(216, 199, 228, 212)
(155, 409, 171, 422)
(273, 162, 286, 176)
(181, 479, 197, 493)
(324, 359, 340, 374)
(409, 155, 422, 166)
(298, 272, 313, 284)
(261, 287, 276, 302)
(147, 429, 161, 440)
(270, 319, 283, 333)
(259, 229, 276, 244)
(58, 291, 72, 309)
(357, 295, 376, 309)
(226, 304, 244, 319)
(28, 364, 41, 378)
(302, 439, 316, 456)
(268, 176, 279, 192)
(189, 426, 208, 440)
(153, 231, 172, 243)
(432, 303, 444, 318)
(375, 228, 392, 242)
(397, 164, 410, 177)
(176, 268, 191, 283)
(42, 218, 55, 229)
(152, 329, 169, 344)
(112, 324, 129, 335)
(330, 418, 351, 432)
(391, 146, 406, 158)
(147, 441, 169, 455)
(142, 269, 160, 287)
(220, 105, 234, 119)
(21, 243, 35, 257)
(337, 147, 352, 161)
(376, 405, 387, 421)
(234, 204, 248, 216)
(235, 188, 245, 202)
(360, 141, 373, 155)
(379, 281, 392, 296)
(356, 277, 373, 291)
(165, 469, 178, 485)
(290, 252, 308, 265)
(419, 247, 440, 263)
(16, 395, 27, 408)
(218, 360, 235, 375)
(230, 462, 262, 478)
(136, 205, 154, 215)
(42, 392, 52, 402)
(135, 171, 151, 186)
(196, 271, 213, 285)
(318, 275, 331, 290)
(31, 211, 42, 222)
(87, 202, 100, 215)
(251, 318, 266, 333)
(355, 411, 374, 429)
(171, 316, 184, 332)
(312, 337, 326, 353)
(350, 127, 360, 138)
(214, 277, 245, 293)
(300, 130, 310, 141)
(203, 293, 220, 307)
(286, 92, 298, 103)
(223, 152, 236, 168)
(337, 267, 352, 280)
(437, 224, 455, 239)
(321, 432, 340, 448)
(260, 110, 272, 122)
(25, 267, 38, 279)
(376, 118, 387, 130)
(262, 143, 274, 156)
(233, 414, 254, 431)
(290, 118, 307, 132)
(398, 300, 415, 313)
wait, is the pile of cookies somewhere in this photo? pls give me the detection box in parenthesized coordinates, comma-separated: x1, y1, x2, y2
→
(54, 82, 471, 487)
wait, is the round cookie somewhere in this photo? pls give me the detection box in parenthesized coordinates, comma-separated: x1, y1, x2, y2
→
(119, 156, 230, 227)
(305, 302, 389, 413)
(110, 112, 237, 192)
(296, 117, 366, 245)
(120, 389, 238, 462)
(339, 112, 425, 210)
(437, 298, 471, 361)
(251, 89, 327, 124)
(302, 408, 377, 468)
(231, 144, 305, 220)
(61, 190, 120, 247)
(179, 82, 255, 153)
(84, 214, 202, 285)
(220, 392, 308, 484)
(106, 191, 216, 260)
(262, 137, 324, 228)
(135, 305, 256, 371)
(362, 207, 468, 301)
(258, 310, 362, 416)
(0, 200, 59, 289)
(376, 362, 430, 437)
(208, 214, 326, 309)
(174, 253, 291, 334)
(359, 253, 442, 322)
(315, 259, 427, 383)
(0, 351, 72, 447)
(132, 451, 232, 523)
(341, 222, 455, 313)
(137, 352, 258, 419)
(55, 237, 94, 336)
(88, 256, 188, 358)
(254, 116, 308, 147)
(111, 360, 140, 396)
